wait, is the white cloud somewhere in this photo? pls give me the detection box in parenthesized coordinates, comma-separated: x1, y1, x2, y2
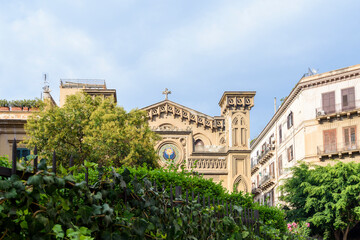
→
(0, 8, 130, 102)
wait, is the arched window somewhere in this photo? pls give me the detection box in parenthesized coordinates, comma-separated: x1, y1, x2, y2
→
(232, 115, 247, 147)
(194, 139, 204, 146)
(194, 139, 204, 152)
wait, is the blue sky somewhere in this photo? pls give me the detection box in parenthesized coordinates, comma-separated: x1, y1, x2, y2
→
(1, 0, 359, 139)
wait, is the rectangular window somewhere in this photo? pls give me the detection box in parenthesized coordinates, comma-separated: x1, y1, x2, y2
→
(262, 142, 266, 155)
(279, 125, 282, 144)
(322, 91, 335, 114)
(278, 155, 283, 176)
(287, 112, 293, 129)
(16, 148, 30, 161)
(269, 133, 274, 146)
(287, 145, 294, 162)
(341, 87, 355, 111)
(270, 189, 274, 206)
(323, 129, 337, 153)
(344, 126, 356, 150)
(233, 128, 238, 146)
(269, 162, 275, 178)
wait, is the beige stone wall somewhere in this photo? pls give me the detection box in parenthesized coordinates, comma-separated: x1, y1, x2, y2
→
(0, 111, 32, 160)
(144, 91, 255, 193)
(59, 88, 81, 107)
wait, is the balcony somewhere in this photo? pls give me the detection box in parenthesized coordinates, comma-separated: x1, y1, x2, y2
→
(251, 186, 261, 196)
(251, 159, 260, 175)
(315, 100, 360, 122)
(259, 174, 276, 191)
(317, 140, 360, 159)
(258, 144, 275, 165)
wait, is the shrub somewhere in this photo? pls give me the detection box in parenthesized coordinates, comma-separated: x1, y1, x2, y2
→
(0, 99, 9, 107)
(0, 155, 11, 168)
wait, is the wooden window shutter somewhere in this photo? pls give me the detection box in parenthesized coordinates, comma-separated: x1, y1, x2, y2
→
(322, 91, 335, 114)
(344, 128, 350, 147)
(350, 127, 356, 144)
(344, 126, 357, 150)
(323, 129, 337, 153)
(278, 155, 283, 176)
(287, 112, 293, 129)
(269, 164, 272, 177)
(270, 162, 275, 178)
(342, 87, 355, 111)
(279, 125, 282, 143)
(287, 146, 293, 161)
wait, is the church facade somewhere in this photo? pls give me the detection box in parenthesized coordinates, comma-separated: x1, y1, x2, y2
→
(142, 91, 255, 192)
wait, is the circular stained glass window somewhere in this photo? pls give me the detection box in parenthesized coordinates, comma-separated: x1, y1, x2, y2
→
(158, 143, 181, 164)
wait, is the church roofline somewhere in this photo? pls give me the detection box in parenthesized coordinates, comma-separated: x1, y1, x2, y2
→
(141, 99, 213, 119)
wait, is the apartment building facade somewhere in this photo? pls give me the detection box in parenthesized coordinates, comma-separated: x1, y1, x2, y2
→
(250, 64, 360, 206)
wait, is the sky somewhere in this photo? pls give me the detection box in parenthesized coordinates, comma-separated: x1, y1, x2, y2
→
(1, 0, 359, 139)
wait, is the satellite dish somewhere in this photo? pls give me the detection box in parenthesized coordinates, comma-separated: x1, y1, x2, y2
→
(304, 67, 319, 77)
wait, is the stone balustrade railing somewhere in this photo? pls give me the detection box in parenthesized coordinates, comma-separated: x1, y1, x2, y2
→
(187, 158, 227, 170)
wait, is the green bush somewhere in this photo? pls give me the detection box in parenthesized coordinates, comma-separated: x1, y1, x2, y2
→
(0, 160, 262, 239)
(0, 155, 10, 168)
(0, 99, 9, 107)
(71, 162, 287, 235)
(253, 202, 287, 232)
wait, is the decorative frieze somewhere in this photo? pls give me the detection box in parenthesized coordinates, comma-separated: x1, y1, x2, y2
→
(226, 96, 254, 110)
(146, 102, 225, 130)
(187, 158, 227, 170)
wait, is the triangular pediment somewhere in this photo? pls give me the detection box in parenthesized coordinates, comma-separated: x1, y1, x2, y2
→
(142, 100, 224, 130)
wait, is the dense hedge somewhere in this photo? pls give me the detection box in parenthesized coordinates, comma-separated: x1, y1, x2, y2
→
(123, 165, 288, 235)
(0, 157, 293, 239)
(73, 163, 287, 235)
(1, 160, 265, 239)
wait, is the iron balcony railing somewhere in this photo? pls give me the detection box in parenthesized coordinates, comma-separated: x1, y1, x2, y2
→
(257, 144, 275, 164)
(251, 186, 261, 195)
(251, 158, 259, 169)
(317, 140, 360, 155)
(315, 100, 360, 117)
(259, 174, 275, 186)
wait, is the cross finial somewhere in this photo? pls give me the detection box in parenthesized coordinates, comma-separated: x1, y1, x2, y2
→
(162, 88, 171, 100)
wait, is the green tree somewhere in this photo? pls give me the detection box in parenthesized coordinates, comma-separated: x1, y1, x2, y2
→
(25, 93, 160, 168)
(280, 162, 360, 240)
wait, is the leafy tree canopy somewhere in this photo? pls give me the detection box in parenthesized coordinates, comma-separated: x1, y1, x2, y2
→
(25, 93, 160, 168)
(280, 161, 360, 240)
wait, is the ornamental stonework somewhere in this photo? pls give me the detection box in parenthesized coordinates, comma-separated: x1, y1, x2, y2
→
(142, 90, 256, 193)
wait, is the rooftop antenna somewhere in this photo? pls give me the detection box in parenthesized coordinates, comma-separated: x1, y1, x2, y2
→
(301, 67, 319, 78)
(43, 74, 49, 92)
(308, 68, 318, 76)
(274, 97, 277, 114)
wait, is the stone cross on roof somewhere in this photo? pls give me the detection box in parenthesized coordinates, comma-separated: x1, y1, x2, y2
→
(162, 88, 171, 100)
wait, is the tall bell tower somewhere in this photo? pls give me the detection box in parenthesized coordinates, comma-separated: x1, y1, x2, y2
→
(218, 91, 256, 191)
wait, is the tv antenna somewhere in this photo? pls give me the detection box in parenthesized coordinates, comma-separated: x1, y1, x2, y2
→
(301, 67, 319, 78)
(43, 73, 50, 93)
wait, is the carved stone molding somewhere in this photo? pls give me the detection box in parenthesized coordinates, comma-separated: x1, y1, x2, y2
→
(187, 158, 227, 170)
(145, 102, 225, 131)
